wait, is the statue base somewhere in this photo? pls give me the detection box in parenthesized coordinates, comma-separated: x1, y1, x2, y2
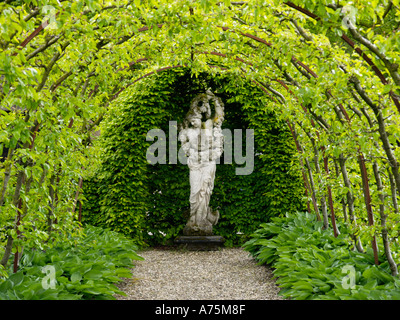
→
(183, 224, 213, 236)
(182, 208, 220, 236)
(174, 235, 225, 251)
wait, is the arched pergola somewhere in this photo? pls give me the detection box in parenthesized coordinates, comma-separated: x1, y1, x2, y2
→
(0, 0, 399, 275)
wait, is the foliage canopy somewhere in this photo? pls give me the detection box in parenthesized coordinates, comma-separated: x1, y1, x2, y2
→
(0, 0, 399, 277)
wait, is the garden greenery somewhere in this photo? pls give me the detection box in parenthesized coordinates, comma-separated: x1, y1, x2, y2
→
(244, 212, 400, 300)
(0, 226, 143, 300)
(0, 0, 399, 290)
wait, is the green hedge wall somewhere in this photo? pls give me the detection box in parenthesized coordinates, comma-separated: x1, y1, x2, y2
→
(81, 69, 306, 246)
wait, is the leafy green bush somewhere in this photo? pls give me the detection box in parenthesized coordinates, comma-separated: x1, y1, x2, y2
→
(243, 212, 400, 300)
(0, 225, 143, 300)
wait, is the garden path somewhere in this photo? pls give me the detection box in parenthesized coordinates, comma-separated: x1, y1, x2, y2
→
(115, 247, 283, 300)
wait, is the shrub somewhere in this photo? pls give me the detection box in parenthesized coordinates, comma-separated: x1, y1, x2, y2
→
(243, 212, 400, 300)
(0, 225, 143, 300)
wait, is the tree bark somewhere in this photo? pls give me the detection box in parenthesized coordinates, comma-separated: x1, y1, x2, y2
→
(373, 162, 398, 275)
(323, 154, 339, 237)
(286, 121, 314, 215)
(0, 169, 25, 268)
(334, 159, 348, 222)
(350, 76, 400, 199)
(0, 236, 13, 267)
(305, 157, 321, 219)
(307, 132, 329, 229)
(0, 148, 14, 208)
(47, 174, 56, 238)
(358, 154, 380, 265)
(388, 170, 399, 214)
(339, 154, 364, 252)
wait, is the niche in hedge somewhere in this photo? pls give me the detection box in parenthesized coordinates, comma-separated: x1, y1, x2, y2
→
(81, 68, 306, 246)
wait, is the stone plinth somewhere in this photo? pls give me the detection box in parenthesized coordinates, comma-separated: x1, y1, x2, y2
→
(174, 235, 225, 251)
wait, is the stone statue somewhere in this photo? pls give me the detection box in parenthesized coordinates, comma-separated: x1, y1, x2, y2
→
(178, 90, 225, 236)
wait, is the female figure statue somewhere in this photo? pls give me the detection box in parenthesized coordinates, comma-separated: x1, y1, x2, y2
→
(178, 91, 224, 236)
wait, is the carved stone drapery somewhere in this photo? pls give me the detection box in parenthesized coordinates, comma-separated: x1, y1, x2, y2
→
(178, 90, 224, 236)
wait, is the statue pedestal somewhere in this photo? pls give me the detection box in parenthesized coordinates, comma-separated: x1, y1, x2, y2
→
(174, 235, 225, 251)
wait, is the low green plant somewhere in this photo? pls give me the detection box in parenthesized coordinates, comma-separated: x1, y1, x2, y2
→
(243, 212, 400, 300)
(0, 225, 143, 300)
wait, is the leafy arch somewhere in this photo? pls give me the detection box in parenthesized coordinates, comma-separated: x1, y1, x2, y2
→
(0, 0, 399, 275)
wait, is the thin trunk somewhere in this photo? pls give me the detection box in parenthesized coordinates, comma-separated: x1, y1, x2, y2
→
(78, 201, 82, 223)
(334, 159, 348, 222)
(0, 169, 25, 268)
(301, 128, 329, 227)
(0, 148, 14, 208)
(315, 154, 329, 229)
(13, 198, 23, 273)
(286, 121, 314, 215)
(373, 162, 398, 276)
(358, 154, 380, 265)
(72, 177, 83, 213)
(305, 158, 321, 220)
(47, 174, 56, 238)
(350, 76, 400, 199)
(13, 170, 33, 273)
(12, 175, 34, 271)
(0, 236, 13, 267)
(388, 169, 399, 214)
(323, 155, 339, 237)
(339, 154, 364, 252)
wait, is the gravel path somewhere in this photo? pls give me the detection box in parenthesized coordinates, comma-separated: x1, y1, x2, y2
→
(115, 247, 283, 300)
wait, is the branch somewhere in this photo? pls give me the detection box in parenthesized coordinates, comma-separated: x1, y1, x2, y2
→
(349, 75, 400, 195)
(36, 41, 69, 92)
(346, 20, 400, 87)
(290, 18, 313, 42)
(258, 81, 286, 104)
(23, 8, 40, 22)
(26, 35, 61, 61)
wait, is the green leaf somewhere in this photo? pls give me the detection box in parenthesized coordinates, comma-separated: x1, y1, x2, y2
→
(383, 84, 392, 94)
(71, 272, 82, 283)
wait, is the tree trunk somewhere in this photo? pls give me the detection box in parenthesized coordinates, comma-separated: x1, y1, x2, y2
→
(358, 154, 380, 265)
(305, 158, 321, 220)
(0, 148, 14, 209)
(47, 174, 56, 238)
(310, 140, 329, 228)
(0, 169, 25, 268)
(334, 159, 348, 222)
(322, 150, 339, 237)
(373, 162, 398, 275)
(286, 121, 315, 216)
(350, 76, 400, 199)
(0, 236, 13, 267)
(339, 154, 364, 252)
(388, 170, 399, 214)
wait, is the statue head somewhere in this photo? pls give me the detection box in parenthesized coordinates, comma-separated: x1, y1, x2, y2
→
(181, 91, 225, 132)
(187, 113, 202, 128)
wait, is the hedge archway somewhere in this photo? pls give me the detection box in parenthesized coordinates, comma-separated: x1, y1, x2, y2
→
(82, 68, 305, 246)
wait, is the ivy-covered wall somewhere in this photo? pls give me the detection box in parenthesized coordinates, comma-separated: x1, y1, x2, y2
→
(81, 69, 306, 246)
